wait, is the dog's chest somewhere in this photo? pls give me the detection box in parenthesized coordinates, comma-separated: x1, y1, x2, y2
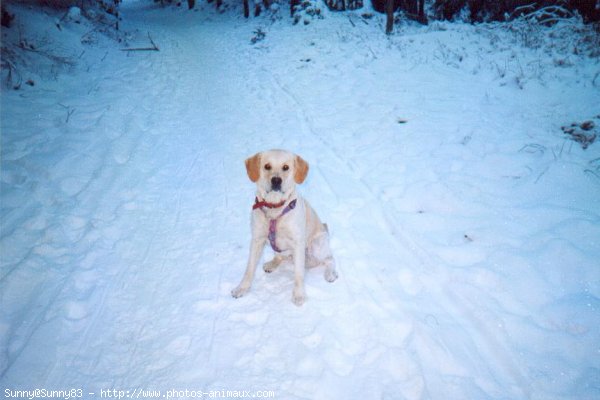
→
(269, 222, 293, 253)
(267, 212, 297, 253)
(254, 200, 303, 254)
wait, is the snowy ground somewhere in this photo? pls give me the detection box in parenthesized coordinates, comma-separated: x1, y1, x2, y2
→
(1, 1, 599, 399)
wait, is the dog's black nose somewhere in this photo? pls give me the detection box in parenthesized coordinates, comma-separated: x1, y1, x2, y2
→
(271, 176, 282, 191)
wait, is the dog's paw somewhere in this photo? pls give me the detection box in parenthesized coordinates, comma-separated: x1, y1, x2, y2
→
(292, 288, 306, 307)
(325, 268, 338, 283)
(231, 285, 249, 298)
(263, 259, 279, 273)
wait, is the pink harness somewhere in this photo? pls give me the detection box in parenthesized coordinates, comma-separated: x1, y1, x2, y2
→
(253, 198, 297, 253)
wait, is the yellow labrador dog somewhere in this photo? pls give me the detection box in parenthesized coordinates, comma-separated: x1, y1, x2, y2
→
(231, 149, 338, 306)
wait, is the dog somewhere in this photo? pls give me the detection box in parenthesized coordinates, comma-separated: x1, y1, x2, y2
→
(231, 149, 338, 306)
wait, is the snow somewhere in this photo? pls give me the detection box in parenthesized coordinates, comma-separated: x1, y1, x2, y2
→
(1, 1, 599, 399)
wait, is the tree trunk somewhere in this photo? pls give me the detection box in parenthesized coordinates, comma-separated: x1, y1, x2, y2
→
(418, 0, 427, 23)
(385, 0, 394, 34)
(243, 0, 249, 17)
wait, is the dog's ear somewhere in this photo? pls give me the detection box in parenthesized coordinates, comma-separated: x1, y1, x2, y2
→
(245, 152, 262, 183)
(294, 155, 309, 184)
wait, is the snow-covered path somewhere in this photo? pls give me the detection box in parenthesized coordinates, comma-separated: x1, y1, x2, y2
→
(2, 3, 599, 399)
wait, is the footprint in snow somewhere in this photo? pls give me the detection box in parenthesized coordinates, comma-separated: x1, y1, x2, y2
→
(63, 301, 89, 320)
(165, 335, 192, 356)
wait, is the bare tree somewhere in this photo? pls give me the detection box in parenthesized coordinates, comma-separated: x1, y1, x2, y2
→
(385, 0, 394, 33)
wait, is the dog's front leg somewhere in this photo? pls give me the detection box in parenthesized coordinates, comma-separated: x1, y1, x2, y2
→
(231, 237, 265, 298)
(292, 242, 307, 306)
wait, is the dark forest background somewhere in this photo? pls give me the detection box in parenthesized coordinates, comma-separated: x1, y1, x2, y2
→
(2, 0, 599, 36)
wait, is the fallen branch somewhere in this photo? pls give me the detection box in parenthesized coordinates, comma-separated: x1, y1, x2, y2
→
(2, 57, 22, 89)
(17, 39, 76, 66)
(120, 46, 159, 52)
(121, 32, 159, 52)
(348, 15, 356, 27)
(58, 103, 75, 123)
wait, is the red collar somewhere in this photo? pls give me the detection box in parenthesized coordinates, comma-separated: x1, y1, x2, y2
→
(252, 197, 286, 210)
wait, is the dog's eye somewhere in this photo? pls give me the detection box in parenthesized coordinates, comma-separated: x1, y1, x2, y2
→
(264, 163, 272, 171)
(282, 164, 289, 171)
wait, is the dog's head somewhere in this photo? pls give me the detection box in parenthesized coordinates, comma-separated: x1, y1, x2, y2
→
(245, 150, 309, 203)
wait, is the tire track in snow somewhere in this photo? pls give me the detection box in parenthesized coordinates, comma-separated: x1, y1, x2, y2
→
(268, 69, 531, 398)
(270, 70, 430, 267)
(268, 69, 427, 378)
(60, 15, 255, 386)
(443, 288, 532, 399)
(1, 94, 131, 382)
(39, 23, 201, 386)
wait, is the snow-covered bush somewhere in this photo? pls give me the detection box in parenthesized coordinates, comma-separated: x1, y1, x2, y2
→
(433, 0, 600, 23)
(325, 0, 364, 12)
(12, 0, 120, 15)
(292, 0, 325, 24)
(0, 1, 122, 90)
(503, 7, 600, 57)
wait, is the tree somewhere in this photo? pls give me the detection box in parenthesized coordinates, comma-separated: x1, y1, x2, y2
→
(385, 0, 394, 33)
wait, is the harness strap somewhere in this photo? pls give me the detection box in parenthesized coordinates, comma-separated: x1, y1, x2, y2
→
(254, 198, 297, 252)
